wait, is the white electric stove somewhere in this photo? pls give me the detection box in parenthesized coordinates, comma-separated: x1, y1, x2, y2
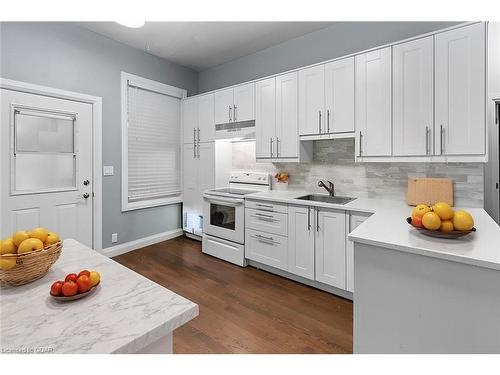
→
(202, 172, 271, 266)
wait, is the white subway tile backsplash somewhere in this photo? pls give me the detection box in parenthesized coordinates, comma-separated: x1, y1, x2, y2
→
(232, 139, 484, 207)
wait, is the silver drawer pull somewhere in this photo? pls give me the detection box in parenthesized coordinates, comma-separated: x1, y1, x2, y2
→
(253, 234, 278, 244)
(256, 203, 273, 208)
(254, 212, 273, 218)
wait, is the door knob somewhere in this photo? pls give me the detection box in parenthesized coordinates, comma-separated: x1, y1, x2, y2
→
(82, 193, 90, 199)
(83, 180, 90, 186)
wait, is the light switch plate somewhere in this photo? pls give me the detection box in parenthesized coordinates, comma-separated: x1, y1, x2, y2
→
(111, 233, 118, 243)
(103, 165, 114, 176)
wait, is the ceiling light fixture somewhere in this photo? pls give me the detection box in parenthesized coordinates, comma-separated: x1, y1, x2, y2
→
(116, 20, 145, 28)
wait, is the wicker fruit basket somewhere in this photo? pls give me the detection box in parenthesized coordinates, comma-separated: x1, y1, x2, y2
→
(0, 241, 63, 287)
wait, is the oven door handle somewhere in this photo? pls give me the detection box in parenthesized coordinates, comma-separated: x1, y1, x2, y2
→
(203, 195, 244, 206)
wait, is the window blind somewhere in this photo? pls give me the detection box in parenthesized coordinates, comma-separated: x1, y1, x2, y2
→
(127, 83, 181, 203)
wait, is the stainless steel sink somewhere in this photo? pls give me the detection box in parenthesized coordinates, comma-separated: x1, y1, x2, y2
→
(296, 194, 356, 205)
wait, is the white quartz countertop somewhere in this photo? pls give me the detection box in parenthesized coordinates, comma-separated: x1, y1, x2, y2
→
(0, 239, 198, 354)
(246, 190, 500, 271)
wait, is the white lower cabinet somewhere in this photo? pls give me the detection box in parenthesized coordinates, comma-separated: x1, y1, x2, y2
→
(315, 208, 346, 289)
(346, 212, 372, 293)
(288, 205, 315, 280)
(245, 228, 288, 271)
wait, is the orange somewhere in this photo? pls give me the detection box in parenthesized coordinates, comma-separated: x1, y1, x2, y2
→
(411, 204, 431, 219)
(440, 220, 454, 233)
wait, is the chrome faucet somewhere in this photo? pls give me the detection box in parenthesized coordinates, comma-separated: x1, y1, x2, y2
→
(318, 180, 335, 197)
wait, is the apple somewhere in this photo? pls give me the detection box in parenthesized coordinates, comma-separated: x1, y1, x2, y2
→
(76, 275, 91, 293)
(411, 216, 423, 228)
(89, 271, 100, 287)
(29, 227, 49, 243)
(17, 238, 44, 254)
(50, 281, 64, 296)
(78, 270, 90, 278)
(65, 273, 78, 283)
(61, 281, 78, 297)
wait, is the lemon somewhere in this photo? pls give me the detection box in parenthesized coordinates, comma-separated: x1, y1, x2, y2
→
(453, 210, 474, 231)
(29, 227, 49, 243)
(0, 257, 17, 270)
(422, 211, 441, 230)
(411, 204, 431, 219)
(440, 220, 454, 233)
(432, 202, 454, 220)
(45, 232, 60, 246)
(12, 231, 30, 247)
(1, 238, 17, 255)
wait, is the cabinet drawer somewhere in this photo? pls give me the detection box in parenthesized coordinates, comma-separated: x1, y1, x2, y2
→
(245, 200, 287, 213)
(245, 208, 287, 236)
(245, 229, 288, 271)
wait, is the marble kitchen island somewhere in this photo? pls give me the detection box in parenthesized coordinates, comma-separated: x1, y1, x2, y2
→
(349, 207, 500, 354)
(0, 239, 198, 354)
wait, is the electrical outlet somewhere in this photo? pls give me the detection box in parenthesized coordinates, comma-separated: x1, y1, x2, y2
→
(111, 233, 118, 243)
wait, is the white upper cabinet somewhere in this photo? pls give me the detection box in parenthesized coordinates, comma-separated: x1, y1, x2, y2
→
(182, 97, 198, 144)
(324, 57, 355, 133)
(214, 88, 234, 124)
(299, 65, 325, 136)
(214, 83, 255, 124)
(392, 36, 434, 156)
(355, 47, 392, 157)
(276, 72, 299, 158)
(435, 22, 486, 156)
(233, 83, 255, 122)
(255, 78, 276, 159)
(197, 93, 215, 142)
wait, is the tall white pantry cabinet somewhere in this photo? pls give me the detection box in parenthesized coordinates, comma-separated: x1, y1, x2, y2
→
(182, 93, 215, 236)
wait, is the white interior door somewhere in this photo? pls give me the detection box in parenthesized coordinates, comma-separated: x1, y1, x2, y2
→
(1, 89, 93, 246)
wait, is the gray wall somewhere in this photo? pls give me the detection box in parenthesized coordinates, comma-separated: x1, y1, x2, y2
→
(233, 140, 484, 208)
(0, 22, 199, 248)
(198, 21, 461, 92)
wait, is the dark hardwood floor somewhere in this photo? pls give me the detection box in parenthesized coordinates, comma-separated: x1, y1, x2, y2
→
(113, 236, 353, 354)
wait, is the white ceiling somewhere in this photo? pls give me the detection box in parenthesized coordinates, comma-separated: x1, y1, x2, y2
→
(80, 22, 336, 71)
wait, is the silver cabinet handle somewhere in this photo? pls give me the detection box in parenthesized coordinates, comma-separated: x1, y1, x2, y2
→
(440, 125, 445, 155)
(234, 104, 237, 121)
(270, 138, 273, 158)
(316, 208, 320, 232)
(276, 137, 280, 157)
(327, 109, 330, 133)
(425, 126, 430, 155)
(197, 128, 200, 144)
(229, 105, 232, 122)
(254, 234, 277, 244)
(358, 131, 363, 157)
(193, 128, 197, 158)
(318, 110, 322, 133)
(307, 207, 311, 231)
(256, 203, 273, 208)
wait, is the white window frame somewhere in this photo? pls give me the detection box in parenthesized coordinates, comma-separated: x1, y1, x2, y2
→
(121, 72, 186, 212)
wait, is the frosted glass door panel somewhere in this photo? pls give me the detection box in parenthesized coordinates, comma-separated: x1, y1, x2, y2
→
(14, 153, 76, 192)
(15, 112, 75, 153)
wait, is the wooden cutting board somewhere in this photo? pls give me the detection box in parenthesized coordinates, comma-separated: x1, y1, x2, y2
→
(406, 178, 454, 206)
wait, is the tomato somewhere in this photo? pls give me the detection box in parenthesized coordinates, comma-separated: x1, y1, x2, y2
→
(50, 281, 64, 296)
(78, 270, 90, 278)
(61, 281, 78, 296)
(65, 273, 78, 283)
(76, 275, 91, 293)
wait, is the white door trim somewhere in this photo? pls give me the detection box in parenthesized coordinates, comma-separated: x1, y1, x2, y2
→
(0, 78, 103, 251)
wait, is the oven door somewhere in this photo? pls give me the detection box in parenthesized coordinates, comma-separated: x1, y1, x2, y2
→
(203, 193, 245, 244)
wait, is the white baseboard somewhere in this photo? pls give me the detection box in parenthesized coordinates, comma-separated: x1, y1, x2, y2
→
(100, 228, 183, 258)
